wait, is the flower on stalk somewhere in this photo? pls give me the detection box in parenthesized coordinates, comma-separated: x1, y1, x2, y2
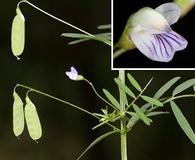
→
(65, 66, 84, 81)
(129, 3, 188, 62)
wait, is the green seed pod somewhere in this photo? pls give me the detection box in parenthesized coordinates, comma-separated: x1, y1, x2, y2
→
(25, 96, 42, 141)
(13, 91, 24, 137)
(11, 7, 25, 60)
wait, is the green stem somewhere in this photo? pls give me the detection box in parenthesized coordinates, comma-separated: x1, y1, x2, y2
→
(84, 78, 120, 111)
(16, 83, 120, 131)
(18, 0, 94, 37)
(119, 70, 128, 160)
(126, 77, 153, 111)
(174, 0, 195, 17)
(113, 48, 127, 59)
(121, 132, 127, 160)
(148, 94, 195, 113)
(16, 84, 95, 116)
(164, 94, 195, 104)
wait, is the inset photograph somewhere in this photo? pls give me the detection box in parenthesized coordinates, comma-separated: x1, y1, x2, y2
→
(113, 0, 195, 69)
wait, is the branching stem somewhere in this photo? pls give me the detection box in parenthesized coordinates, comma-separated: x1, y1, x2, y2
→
(16, 83, 120, 131)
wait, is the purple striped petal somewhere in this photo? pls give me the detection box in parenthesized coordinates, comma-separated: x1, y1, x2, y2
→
(154, 35, 173, 60)
(161, 31, 188, 51)
(129, 33, 162, 61)
(129, 31, 187, 62)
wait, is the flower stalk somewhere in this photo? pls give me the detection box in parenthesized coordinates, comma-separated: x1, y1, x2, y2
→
(18, 0, 94, 37)
(174, 0, 195, 17)
(15, 83, 120, 131)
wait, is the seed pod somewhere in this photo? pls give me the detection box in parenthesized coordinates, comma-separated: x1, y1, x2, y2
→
(25, 96, 42, 141)
(13, 91, 24, 137)
(11, 7, 25, 60)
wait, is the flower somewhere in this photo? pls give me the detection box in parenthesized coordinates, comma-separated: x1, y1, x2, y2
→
(129, 3, 188, 62)
(65, 66, 84, 81)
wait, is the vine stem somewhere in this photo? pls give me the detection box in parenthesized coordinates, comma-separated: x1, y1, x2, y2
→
(83, 78, 120, 111)
(16, 83, 120, 131)
(18, 0, 94, 37)
(119, 70, 128, 160)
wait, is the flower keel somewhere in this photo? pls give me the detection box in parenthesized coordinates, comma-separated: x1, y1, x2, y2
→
(130, 30, 187, 62)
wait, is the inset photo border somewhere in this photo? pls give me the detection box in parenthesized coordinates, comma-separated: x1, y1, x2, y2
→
(112, 0, 195, 70)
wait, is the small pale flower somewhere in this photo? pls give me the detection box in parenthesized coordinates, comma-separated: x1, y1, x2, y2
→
(65, 66, 84, 81)
(129, 3, 188, 62)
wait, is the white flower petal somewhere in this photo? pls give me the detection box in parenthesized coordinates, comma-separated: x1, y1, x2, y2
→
(155, 3, 181, 25)
(65, 72, 77, 80)
(70, 66, 78, 75)
(65, 66, 78, 80)
(130, 7, 170, 34)
(129, 31, 187, 62)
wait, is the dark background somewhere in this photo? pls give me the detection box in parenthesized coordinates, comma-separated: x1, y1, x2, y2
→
(0, 0, 195, 160)
(113, 0, 195, 68)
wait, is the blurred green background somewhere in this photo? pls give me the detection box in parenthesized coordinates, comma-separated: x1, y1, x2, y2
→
(0, 0, 195, 160)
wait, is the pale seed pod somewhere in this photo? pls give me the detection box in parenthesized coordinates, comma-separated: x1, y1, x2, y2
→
(25, 96, 42, 141)
(11, 7, 25, 60)
(13, 91, 25, 137)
